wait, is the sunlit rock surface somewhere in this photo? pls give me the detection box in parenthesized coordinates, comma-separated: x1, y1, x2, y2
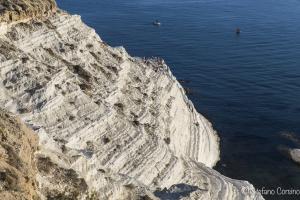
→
(0, 2, 263, 199)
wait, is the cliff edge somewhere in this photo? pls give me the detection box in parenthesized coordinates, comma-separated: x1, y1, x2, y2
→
(0, 0, 263, 199)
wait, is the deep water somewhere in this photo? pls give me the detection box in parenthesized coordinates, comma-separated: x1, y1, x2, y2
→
(57, 0, 300, 199)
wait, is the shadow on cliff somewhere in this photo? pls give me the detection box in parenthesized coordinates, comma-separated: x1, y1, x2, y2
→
(154, 183, 199, 200)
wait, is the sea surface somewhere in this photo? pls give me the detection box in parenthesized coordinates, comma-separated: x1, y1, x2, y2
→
(57, 0, 300, 199)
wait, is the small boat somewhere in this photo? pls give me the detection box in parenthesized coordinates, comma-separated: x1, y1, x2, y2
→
(236, 28, 241, 34)
(153, 20, 161, 26)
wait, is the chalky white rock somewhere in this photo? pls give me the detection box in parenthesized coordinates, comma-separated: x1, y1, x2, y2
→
(0, 8, 263, 200)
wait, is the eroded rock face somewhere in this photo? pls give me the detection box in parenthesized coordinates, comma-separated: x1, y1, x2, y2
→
(0, 109, 87, 200)
(0, 0, 57, 23)
(0, 3, 264, 200)
(0, 109, 38, 200)
(36, 156, 88, 200)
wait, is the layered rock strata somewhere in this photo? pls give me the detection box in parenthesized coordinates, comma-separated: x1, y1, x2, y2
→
(0, 1, 264, 199)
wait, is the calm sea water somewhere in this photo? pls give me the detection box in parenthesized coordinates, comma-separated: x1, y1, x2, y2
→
(57, 0, 300, 199)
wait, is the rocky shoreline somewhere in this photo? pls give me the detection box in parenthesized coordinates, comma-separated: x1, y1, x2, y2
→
(0, 0, 263, 199)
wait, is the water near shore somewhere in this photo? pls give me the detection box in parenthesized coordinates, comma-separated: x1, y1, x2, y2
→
(57, 0, 300, 199)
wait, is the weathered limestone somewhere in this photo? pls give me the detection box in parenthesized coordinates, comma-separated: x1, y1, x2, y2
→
(0, 2, 264, 199)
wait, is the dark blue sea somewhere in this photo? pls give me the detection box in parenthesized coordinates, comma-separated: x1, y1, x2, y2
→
(57, 0, 300, 199)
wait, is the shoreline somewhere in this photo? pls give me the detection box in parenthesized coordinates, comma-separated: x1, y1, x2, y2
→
(0, 1, 263, 199)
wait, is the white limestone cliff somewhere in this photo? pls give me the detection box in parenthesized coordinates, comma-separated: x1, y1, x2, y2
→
(0, 5, 264, 200)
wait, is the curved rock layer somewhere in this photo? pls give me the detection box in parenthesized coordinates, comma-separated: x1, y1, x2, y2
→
(0, 110, 154, 200)
(0, 7, 263, 200)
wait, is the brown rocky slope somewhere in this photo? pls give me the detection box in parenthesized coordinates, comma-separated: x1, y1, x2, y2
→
(0, 109, 39, 200)
(0, 0, 56, 23)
